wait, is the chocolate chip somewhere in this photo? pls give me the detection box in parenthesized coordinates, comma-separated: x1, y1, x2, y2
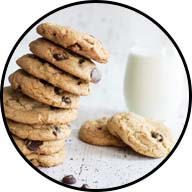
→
(53, 53, 68, 61)
(54, 125, 61, 132)
(151, 132, 163, 142)
(52, 131, 57, 136)
(81, 184, 89, 189)
(54, 87, 64, 95)
(25, 140, 43, 151)
(62, 96, 71, 104)
(62, 175, 76, 185)
(52, 125, 61, 136)
(90, 68, 101, 83)
(98, 127, 102, 130)
(79, 58, 85, 64)
(68, 43, 82, 51)
(77, 81, 82, 85)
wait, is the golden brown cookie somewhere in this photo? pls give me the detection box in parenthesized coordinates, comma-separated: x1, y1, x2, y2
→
(26, 149, 65, 167)
(13, 135, 65, 155)
(79, 117, 126, 147)
(7, 119, 71, 141)
(29, 38, 101, 83)
(107, 112, 175, 158)
(37, 22, 109, 63)
(17, 54, 90, 96)
(3, 87, 77, 124)
(9, 69, 80, 108)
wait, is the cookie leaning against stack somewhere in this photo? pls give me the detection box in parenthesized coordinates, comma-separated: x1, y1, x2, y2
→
(79, 112, 175, 158)
(79, 117, 126, 147)
(4, 22, 109, 167)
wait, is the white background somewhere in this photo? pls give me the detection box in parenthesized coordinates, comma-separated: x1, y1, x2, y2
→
(0, 0, 191, 191)
(5, 2, 186, 113)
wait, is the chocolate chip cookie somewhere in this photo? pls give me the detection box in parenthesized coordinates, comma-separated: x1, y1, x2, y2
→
(3, 87, 77, 124)
(107, 112, 174, 158)
(9, 69, 80, 108)
(13, 135, 65, 155)
(7, 119, 71, 141)
(37, 22, 109, 63)
(17, 54, 90, 96)
(26, 149, 65, 167)
(30, 38, 101, 83)
(79, 117, 126, 147)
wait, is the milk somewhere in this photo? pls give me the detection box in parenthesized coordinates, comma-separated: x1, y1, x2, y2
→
(124, 46, 183, 121)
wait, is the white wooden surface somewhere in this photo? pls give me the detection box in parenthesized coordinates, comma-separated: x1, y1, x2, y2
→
(39, 105, 187, 189)
(3, 3, 189, 189)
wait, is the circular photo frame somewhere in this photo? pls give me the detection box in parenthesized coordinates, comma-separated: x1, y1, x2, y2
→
(1, 0, 191, 191)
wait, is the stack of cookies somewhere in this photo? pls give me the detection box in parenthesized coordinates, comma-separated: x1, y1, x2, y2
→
(3, 22, 109, 167)
(79, 112, 174, 158)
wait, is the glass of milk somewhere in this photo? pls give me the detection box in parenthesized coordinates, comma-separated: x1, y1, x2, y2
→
(124, 45, 184, 121)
